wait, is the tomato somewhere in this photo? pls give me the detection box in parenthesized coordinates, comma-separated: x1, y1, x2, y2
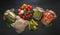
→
(26, 12, 29, 15)
(27, 8, 31, 11)
(28, 14, 31, 18)
(26, 15, 28, 18)
(29, 6, 32, 10)
(30, 14, 32, 16)
(22, 15, 25, 19)
(27, 14, 31, 18)
(26, 5, 32, 11)
(19, 13, 25, 19)
(18, 12, 21, 15)
(18, 10, 24, 15)
(26, 12, 32, 18)
(18, 4, 32, 19)
(19, 14, 23, 17)
(26, 6, 28, 11)
(20, 10, 24, 14)
(18, 9, 21, 12)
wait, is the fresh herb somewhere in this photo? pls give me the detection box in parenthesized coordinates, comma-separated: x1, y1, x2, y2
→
(24, 9, 26, 16)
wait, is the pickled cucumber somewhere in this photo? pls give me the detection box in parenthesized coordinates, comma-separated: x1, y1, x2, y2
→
(31, 19, 38, 26)
(28, 19, 38, 31)
(33, 8, 42, 20)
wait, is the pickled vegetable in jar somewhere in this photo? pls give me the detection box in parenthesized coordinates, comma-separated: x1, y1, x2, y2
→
(41, 10, 56, 26)
(4, 9, 16, 22)
(33, 7, 42, 20)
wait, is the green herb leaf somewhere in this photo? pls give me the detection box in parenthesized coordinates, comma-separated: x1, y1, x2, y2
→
(24, 9, 26, 16)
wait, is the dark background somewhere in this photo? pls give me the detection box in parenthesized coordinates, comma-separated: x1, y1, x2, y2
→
(0, 0, 60, 35)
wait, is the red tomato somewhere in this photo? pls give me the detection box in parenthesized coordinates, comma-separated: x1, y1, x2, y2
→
(26, 12, 29, 15)
(18, 11, 21, 15)
(28, 8, 31, 11)
(29, 6, 32, 10)
(18, 12, 21, 15)
(22, 15, 25, 19)
(26, 6, 28, 11)
(19, 14, 23, 17)
(28, 14, 31, 18)
(26, 5, 32, 11)
(27, 5, 30, 8)
(26, 15, 28, 18)
(27, 14, 31, 18)
(19, 13, 25, 19)
(18, 9, 21, 12)
(30, 14, 32, 16)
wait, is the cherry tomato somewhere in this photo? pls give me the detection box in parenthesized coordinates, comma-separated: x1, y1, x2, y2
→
(18, 11, 21, 15)
(19, 14, 23, 17)
(26, 6, 28, 11)
(22, 15, 25, 19)
(26, 15, 28, 18)
(18, 9, 21, 12)
(30, 14, 32, 16)
(27, 14, 31, 18)
(26, 12, 29, 15)
(29, 6, 32, 10)
(27, 8, 31, 11)
(26, 5, 32, 11)
(28, 14, 31, 18)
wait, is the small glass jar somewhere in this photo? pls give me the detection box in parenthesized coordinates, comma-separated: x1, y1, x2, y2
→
(41, 10, 56, 26)
(4, 9, 16, 22)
